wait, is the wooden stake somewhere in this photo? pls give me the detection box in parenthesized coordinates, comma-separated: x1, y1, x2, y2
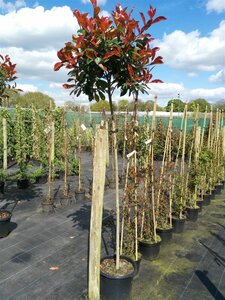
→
(88, 126, 107, 300)
(3, 118, 7, 170)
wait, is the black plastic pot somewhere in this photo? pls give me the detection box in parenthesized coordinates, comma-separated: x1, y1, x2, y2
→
(196, 200, 204, 212)
(156, 226, 173, 244)
(17, 178, 29, 189)
(0, 210, 12, 238)
(139, 237, 161, 261)
(215, 184, 223, 195)
(202, 194, 211, 206)
(41, 201, 54, 213)
(186, 207, 199, 222)
(172, 217, 186, 233)
(210, 190, 216, 200)
(133, 256, 142, 279)
(100, 255, 136, 300)
(75, 190, 85, 202)
(0, 180, 5, 194)
(35, 174, 48, 184)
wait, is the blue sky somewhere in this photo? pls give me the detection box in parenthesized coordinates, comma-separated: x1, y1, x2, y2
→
(0, 0, 224, 106)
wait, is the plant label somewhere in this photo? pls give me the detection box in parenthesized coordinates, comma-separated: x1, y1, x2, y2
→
(127, 150, 136, 158)
(81, 124, 87, 131)
(145, 139, 152, 145)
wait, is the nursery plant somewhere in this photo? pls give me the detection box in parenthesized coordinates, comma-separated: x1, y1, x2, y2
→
(54, 0, 166, 298)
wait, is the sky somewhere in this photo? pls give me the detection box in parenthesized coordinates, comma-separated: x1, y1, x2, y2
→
(0, 0, 225, 107)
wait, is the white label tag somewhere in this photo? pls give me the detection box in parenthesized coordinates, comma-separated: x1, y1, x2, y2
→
(44, 126, 51, 134)
(125, 136, 128, 141)
(145, 139, 152, 145)
(127, 150, 136, 158)
(101, 120, 105, 127)
(81, 124, 87, 131)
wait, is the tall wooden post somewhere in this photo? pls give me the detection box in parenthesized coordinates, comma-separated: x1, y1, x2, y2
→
(88, 126, 107, 300)
(3, 118, 7, 170)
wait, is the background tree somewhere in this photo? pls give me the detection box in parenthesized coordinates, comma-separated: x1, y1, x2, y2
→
(166, 99, 185, 112)
(188, 98, 210, 112)
(118, 99, 129, 111)
(9, 92, 55, 109)
(213, 99, 225, 111)
(90, 100, 117, 112)
(63, 100, 82, 112)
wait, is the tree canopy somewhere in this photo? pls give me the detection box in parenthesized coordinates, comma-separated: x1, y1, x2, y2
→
(9, 92, 55, 109)
(166, 99, 185, 112)
(187, 98, 210, 112)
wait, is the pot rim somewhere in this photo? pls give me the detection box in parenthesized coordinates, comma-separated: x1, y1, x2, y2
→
(100, 255, 136, 279)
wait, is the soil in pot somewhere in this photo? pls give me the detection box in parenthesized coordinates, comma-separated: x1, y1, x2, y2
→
(75, 190, 85, 202)
(186, 207, 199, 222)
(100, 255, 135, 300)
(0, 210, 12, 238)
(0, 181, 5, 194)
(17, 178, 29, 189)
(172, 217, 186, 233)
(139, 235, 161, 261)
(156, 226, 173, 244)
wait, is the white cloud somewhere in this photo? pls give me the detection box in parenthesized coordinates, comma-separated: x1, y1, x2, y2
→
(209, 68, 225, 83)
(158, 20, 225, 73)
(81, 0, 107, 5)
(0, 6, 77, 50)
(206, 0, 225, 13)
(17, 83, 38, 92)
(0, 0, 26, 13)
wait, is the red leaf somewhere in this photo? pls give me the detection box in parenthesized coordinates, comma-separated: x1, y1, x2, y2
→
(54, 62, 63, 71)
(90, 0, 97, 8)
(151, 56, 164, 65)
(152, 16, 167, 25)
(151, 79, 163, 83)
(148, 6, 156, 19)
(128, 65, 134, 77)
(63, 84, 74, 89)
(139, 12, 146, 25)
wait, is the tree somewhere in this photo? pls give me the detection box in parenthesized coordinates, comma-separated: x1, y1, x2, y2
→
(213, 99, 225, 111)
(188, 98, 210, 112)
(166, 99, 185, 112)
(9, 92, 56, 109)
(118, 99, 129, 111)
(90, 100, 116, 112)
(63, 100, 81, 112)
(54, 0, 166, 275)
(0, 54, 18, 106)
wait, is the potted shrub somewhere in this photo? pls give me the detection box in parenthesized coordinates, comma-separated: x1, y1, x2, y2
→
(0, 209, 12, 238)
(54, 1, 166, 298)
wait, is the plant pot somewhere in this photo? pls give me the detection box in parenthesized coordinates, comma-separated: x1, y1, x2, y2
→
(75, 190, 85, 202)
(100, 255, 136, 300)
(0, 181, 5, 194)
(196, 200, 204, 212)
(17, 178, 29, 189)
(138, 237, 161, 261)
(215, 184, 223, 195)
(210, 190, 216, 200)
(186, 207, 199, 222)
(0, 210, 12, 238)
(156, 226, 173, 244)
(35, 174, 48, 184)
(60, 193, 73, 206)
(172, 217, 186, 233)
(41, 200, 54, 213)
(202, 194, 211, 206)
(133, 255, 142, 279)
